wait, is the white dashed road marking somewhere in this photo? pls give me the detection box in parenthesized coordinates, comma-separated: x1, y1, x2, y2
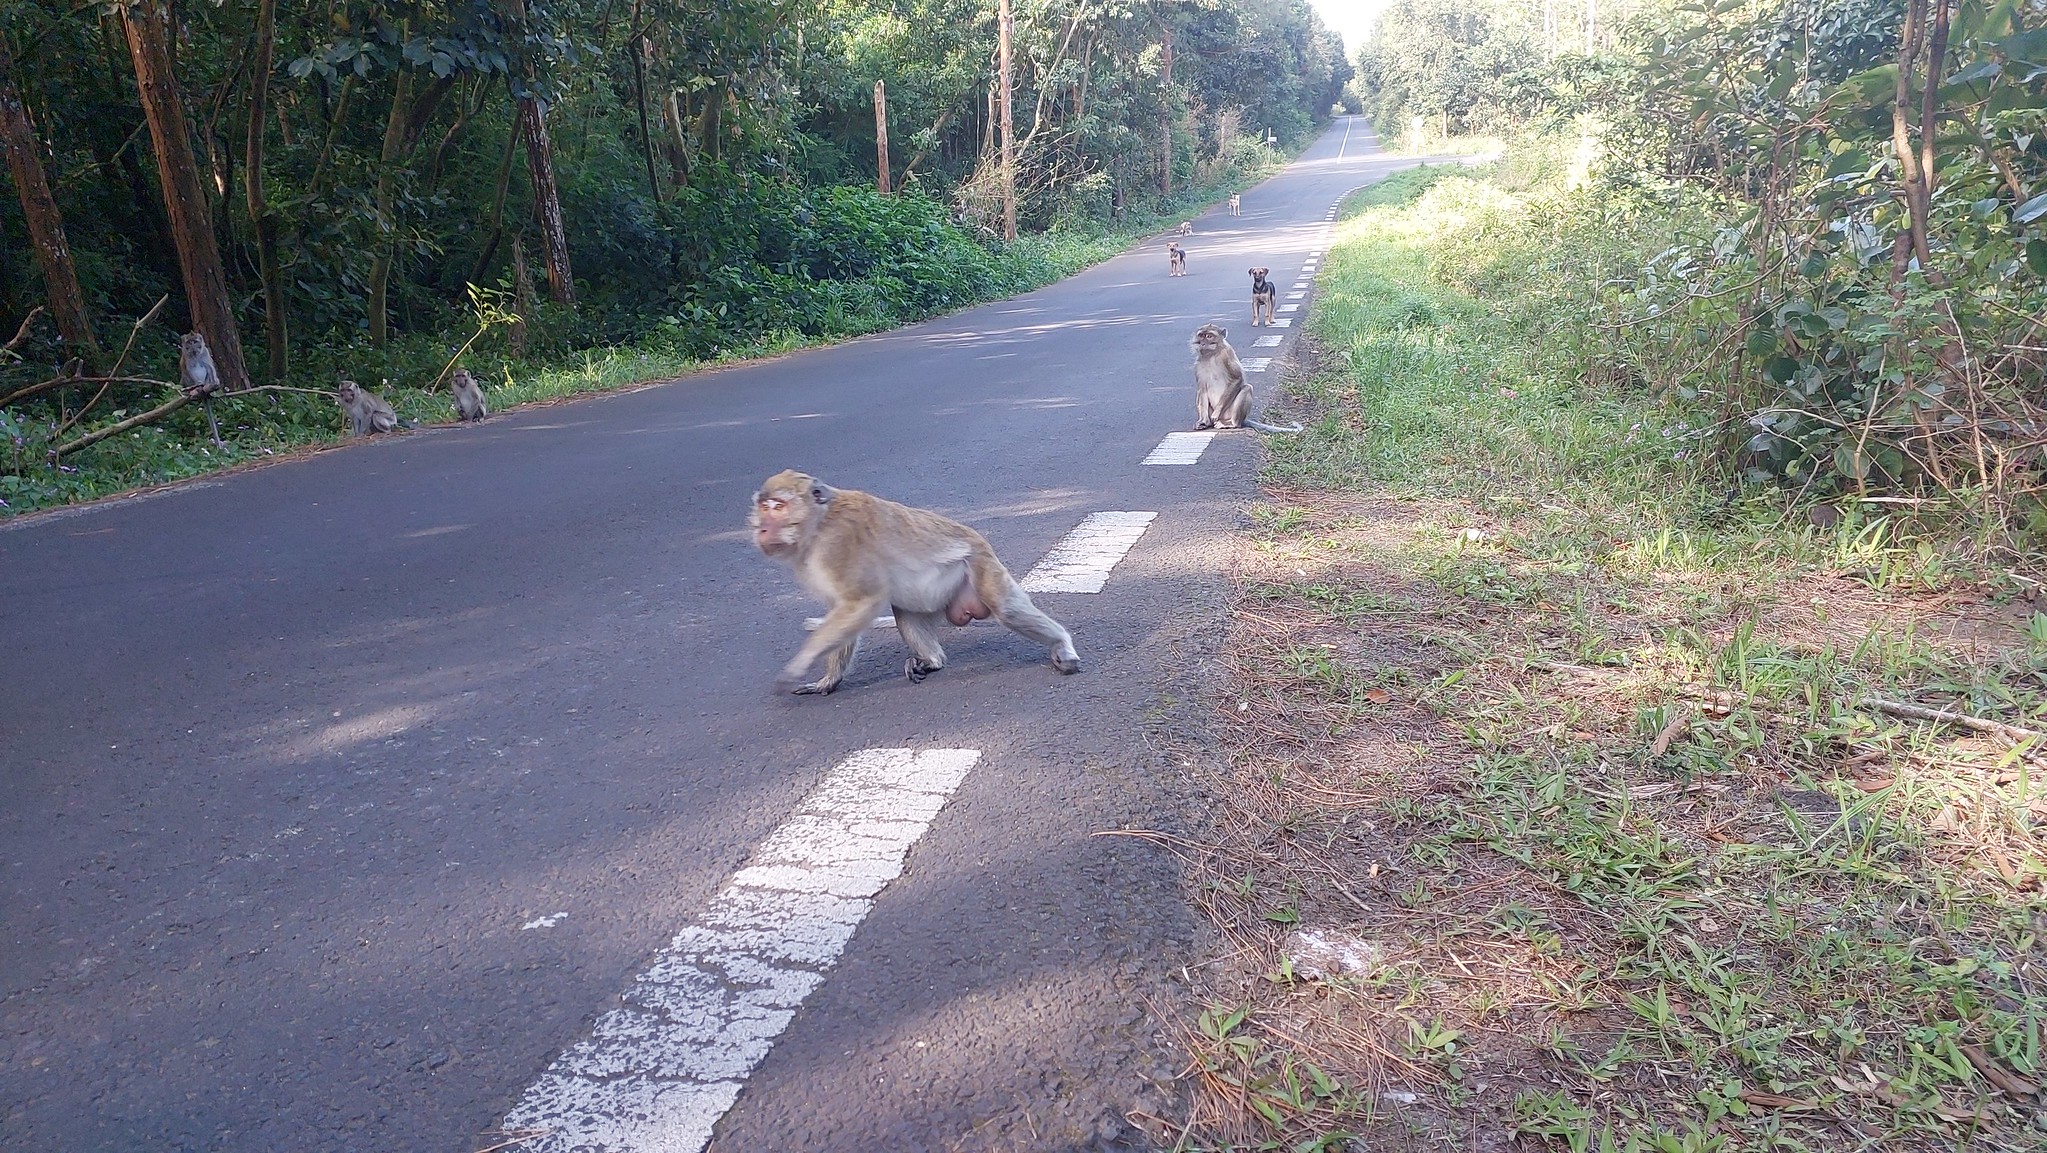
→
(1285, 292, 1305, 300)
(1269, 318, 1293, 328)
(1242, 357, 1272, 372)
(1252, 335, 1282, 347)
(1019, 513, 1157, 593)
(503, 748, 983, 1153)
(1277, 304, 1299, 314)
(803, 614, 897, 630)
(1143, 431, 1216, 465)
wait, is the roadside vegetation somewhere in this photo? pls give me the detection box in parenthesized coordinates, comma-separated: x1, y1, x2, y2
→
(1161, 0, 2047, 1148)
(0, 0, 1349, 516)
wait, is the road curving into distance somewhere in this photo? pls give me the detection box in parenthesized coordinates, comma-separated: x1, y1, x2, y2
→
(0, 117, 1435, 1152)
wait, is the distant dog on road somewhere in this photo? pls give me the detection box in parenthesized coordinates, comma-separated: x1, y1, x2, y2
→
(1177, 221, 1192, 237)
(1228, 193, 1241, 215)
(1249, 267, 1276, 326)
(1168, 242, 1187, 277)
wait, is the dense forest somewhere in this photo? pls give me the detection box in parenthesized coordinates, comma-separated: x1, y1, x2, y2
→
(1350, 0, 2047, 548)
(0, 0, 1349, 509)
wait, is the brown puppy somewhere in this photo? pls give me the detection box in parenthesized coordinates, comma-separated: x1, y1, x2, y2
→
(1249, 267, 1276, 326)
(1168, 242, 1187, 277)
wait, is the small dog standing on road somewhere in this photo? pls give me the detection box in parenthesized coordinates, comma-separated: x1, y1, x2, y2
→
(1168, 242, 1187, 277)
(1177, 221, 1192, 236)
(1228, 193, 1241, 215)
(1248, 267, 1277, 326)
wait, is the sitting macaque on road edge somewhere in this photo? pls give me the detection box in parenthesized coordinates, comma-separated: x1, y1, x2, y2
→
(450, 368, 488, 422)
(1190, 323, 1302, 434)
(336, 379, 403, 437)
(750, 469, 1081, 695)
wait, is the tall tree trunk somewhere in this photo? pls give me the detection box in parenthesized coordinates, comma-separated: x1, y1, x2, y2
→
(699, 81, 723, 164)
(661, 89, 691, 188)
(630, 4, 659, 200)
(368, 64, 415, 348)
(518, 95, 574, 306)
(1159, 27, 1174, 198)
(243, 0, 286, 380)
(1000, 0, 1016, 241)
(1891, 0, 1933, 275)
(119, 0, 248, 391)
(874, 80, 891, 194)
(0, 44, 102, 366)
(506, 0, 573, 306)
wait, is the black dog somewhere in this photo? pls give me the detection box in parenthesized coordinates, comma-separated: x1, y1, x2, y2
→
(1249, 267, 1276, 326)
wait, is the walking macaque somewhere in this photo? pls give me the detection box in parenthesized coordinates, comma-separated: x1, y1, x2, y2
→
(1249, 267, 1277, 326)
(450, 368, 488, 422)
(1191, 324, 1302, 434)
(1168, 242, 1187, 277)
(750, 469, 1081, 695)
(1177, 221, 1193, 236)
(179, 332, 222, 397)
(336, 379, 400, 437)
(1228, 193, 1241, 215)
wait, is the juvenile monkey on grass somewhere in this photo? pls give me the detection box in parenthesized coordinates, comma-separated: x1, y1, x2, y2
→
(336, 379, 405, 437)
(750, 470, 1081, 695)
(450, 368, 488, 422)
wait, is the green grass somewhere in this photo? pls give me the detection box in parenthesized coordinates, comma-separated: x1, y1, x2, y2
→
(1169, 149, 2047, 1152)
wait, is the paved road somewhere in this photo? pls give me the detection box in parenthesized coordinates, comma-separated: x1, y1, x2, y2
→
(1, 117, 1421, 1152)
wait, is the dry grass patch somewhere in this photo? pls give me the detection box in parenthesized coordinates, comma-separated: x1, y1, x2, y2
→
(1153, 489, 2047, 1153)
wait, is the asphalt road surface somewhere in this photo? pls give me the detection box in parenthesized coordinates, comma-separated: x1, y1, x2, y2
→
(2, 117, 1429, 1152)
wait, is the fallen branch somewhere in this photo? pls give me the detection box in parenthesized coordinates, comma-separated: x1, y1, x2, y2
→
(1860, 696, 2045, 747)
(2, 372, 174, 409)
(53, 387, 194, 457)
(1, 305, 45, 358)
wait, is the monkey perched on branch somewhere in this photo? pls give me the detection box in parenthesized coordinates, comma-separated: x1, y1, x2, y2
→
(749, 469, 1081, 695)
(179, 332, 222, 397)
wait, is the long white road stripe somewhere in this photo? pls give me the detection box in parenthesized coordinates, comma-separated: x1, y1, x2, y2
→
(502, 748, 982, 1153)
(1019, 512, 1157, 593)
(1143, 430, 1215, 465)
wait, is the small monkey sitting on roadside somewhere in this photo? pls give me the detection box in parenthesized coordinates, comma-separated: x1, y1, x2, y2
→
(179, 332, 222, 397)
(336, 379, 402, 437)
(750, 469, 1081, 695)
(1190, 324, 1302, 434)
(1167, 242, 1187, 277)
(450, 367, 488, 422)
(1248, 267, 1277, 326)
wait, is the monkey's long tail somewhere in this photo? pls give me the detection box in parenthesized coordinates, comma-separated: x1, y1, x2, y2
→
(1247, 419, 1304, 434)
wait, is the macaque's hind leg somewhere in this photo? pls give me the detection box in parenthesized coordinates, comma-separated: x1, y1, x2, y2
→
(992, 581, 1081, 674)
(894, 609, 949, 682)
